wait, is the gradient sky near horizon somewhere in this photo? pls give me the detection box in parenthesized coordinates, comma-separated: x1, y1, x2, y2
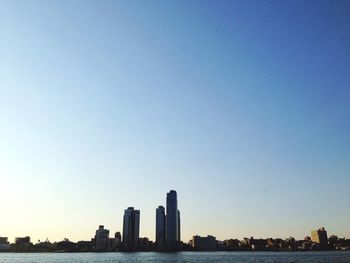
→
(1, 0, 349, 243)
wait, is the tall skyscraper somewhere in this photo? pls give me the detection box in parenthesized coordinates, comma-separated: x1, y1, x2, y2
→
(166, 190, 180, 248)
(177, 209, 181, 242)
(122, 207, 140, 250)
(156, 205, 166, 248)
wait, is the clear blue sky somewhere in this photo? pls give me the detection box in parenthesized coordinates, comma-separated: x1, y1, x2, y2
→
(1, 0, 349, 243)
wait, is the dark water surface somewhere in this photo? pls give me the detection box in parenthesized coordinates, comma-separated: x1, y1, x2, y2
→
(0, 251, 350, 263)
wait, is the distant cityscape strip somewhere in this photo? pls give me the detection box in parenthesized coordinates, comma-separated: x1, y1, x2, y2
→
(1, 190, 349, 252)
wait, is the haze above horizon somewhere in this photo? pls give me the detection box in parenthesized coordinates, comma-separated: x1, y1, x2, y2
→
(0, 0, 349, 243)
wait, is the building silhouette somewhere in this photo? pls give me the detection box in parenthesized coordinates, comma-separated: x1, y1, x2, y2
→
(122, 207, 140, 250)
(0, 237, 10, 251)
(114, 232, 122, 248)
(93, 225, 109, 251)
(311, 227, 328, 246)
(177, 209, 181, 242)
(190, 235, 217, 251)
(166, 190, 180, 249)
(15, 237, 30, 246)
(156, 205, 166, 248)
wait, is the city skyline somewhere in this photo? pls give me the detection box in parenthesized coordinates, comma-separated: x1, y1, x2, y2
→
(3, 222, 350, 252)
(1, 190, 349, 244)
(1, 0, 350, 244)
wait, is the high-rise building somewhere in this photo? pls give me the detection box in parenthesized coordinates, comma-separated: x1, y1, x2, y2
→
(93, 225, 110, 251)
(166, 190, 180, 248)
(311, 227, 328, 246)
(177, 209, 181, 242)
(156, 205, 166, 247)
(122, 207, 140, 250)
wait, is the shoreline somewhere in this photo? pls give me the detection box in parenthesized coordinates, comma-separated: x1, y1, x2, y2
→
(1, 250, 350, 253)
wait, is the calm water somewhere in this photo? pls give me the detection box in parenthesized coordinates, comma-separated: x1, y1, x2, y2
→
(0, 251, 350, 263)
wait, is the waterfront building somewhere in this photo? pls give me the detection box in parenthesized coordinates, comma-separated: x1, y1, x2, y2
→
(122, 207, 140, 250)
(166, 190, 180, 249)
(76, 241, 93, 252)
(156, 205, 166, 248)
(0, 237, 10, 250)
(223, 239, 241, 249)
(242, 237, 268, 250)
(15, 236, 30, 245)
(93, 225, 110, 251)
(115, 232, 122, 248)
(56, 238, 76, 252)
(177, 209, 181, 241)
(190, 235, 217, 251)
(311, 227, 328, 245)
(250, 238, 268, 250)
(139, 237, 153, 250)
(266, 238, 284, 249)
(108, 238, 116, 251)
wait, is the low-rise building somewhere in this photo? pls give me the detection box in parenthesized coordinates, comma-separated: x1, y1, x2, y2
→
(223, 239, 241, 250)
(0, 237, 10, 250)
(15, 236, 31, 245)
(139, 237, 153, 250)
(242, 237, 268, 250)
(190, 235, 217, 251)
